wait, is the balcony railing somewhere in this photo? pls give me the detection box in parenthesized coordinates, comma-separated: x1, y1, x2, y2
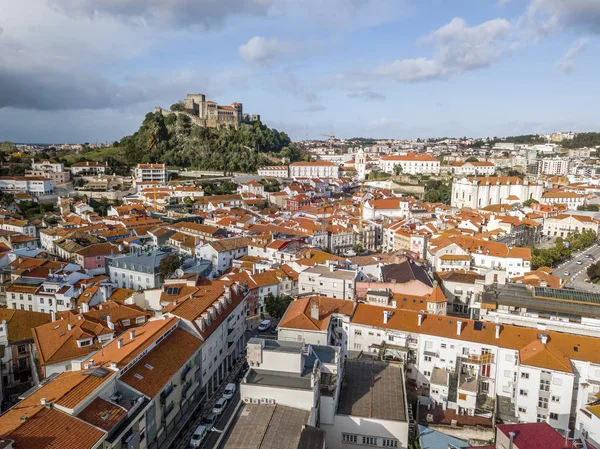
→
(462, 353, 495, 365)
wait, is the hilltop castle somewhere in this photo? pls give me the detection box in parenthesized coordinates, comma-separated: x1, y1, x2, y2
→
(155, 93, 260, 130)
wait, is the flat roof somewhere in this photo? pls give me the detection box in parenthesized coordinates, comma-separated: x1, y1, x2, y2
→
(248, 338, 304, 354)
(220, 404, 309, 449)
(337, 360, 407, 421)
(245, 369, 313, 390)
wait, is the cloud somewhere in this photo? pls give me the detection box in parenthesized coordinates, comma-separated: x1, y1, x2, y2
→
(347, 90, 386, 101)
(239, 36, 292, 65)
(526, 0, 600, 35)
(378, 17, 512, 82)
(48, 0, 277, 29)
(555, 38, 589, 74)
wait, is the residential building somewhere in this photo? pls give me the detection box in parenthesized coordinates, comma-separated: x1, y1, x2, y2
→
(298, 263, 365, 300)
(542, 214, 600, 238)
(363, 197, 410, 220)
(451, 161, 496, 176)
(257, 165, 289, 178)
(538, 157, 571, 176)
(0, 309, 52, 411)
(0, 176, 54, 195)
(70, 161, 108, 175)
(451, 177, 543, 209)
(196, 237, 251, 277)
(380, 152, 440, 175)
(74, 242, 121, 273)
(135, 163, 169, 183)
(541, 191, 585, 209)
(106, 251, 170, 290)
(28, 160, 70, 184)
(289, 161, 339, 179)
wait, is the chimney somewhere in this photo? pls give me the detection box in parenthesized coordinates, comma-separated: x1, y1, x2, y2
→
(508, 431, 515, 449)
(540, 333, 548, 345)
(329, 264, 335, 272)
(107, 316, 114, 330)
(89, 359, 94, 367)
(495, 323, 501, 339)
(129, 329, 135, 340)
(67, 324, 72, 331)
(383, 310, 389, 324)
(40, 398, 47, 406)
(391, 300, 397, 308)
(82, 302, 90, 313)
(310, 302, 319, 320)
(456, 320, 463, 336)
(118, 338, 124, 349)
(418, 311, 423, 326)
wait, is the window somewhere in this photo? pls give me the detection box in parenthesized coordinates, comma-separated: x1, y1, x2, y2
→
(536, 414, 547, 423)
(549, 412, 558, 420)
(354, 330, 362, 336)
(518, 406, 527, 413)
(361, 436, 376, 446)
(481, 382, 490, 393)
(441, 343, 446, 349)
(424, 356, 432, 362)
(424, 371, 431, 377)
(540, 379, 550, 391)
(17, 345, 26, 355)
(538, 397, 548, 409)
(122, 319, 131, 327)
(342, 434, 357, 444)
(462, 347, 469, 356)
(519, 389, 528, 397)
(521, 372, 529, 379)
(551, 395, 560, 403)
(382, 439, 398, 448)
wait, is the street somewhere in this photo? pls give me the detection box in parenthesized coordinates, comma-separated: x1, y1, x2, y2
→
(554, 243, 600, 291)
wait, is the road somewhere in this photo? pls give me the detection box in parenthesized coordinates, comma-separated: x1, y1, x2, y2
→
(554, 243, 600, 291)
(200, 390, 241, 449)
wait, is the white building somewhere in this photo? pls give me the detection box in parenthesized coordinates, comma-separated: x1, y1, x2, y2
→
(450, 161, 496, 176)
(257, 166, 289, 178)
(289, 161, 339, 179)
(451, 176, 543, 209)
(135, 163, 168, 183)
(106, 251, 169, 290)
(196, 237, 250, 277)
(298, 264, 364, 300)
(363, 197, 410, 220)
(347, 303, 600, 433)
(0, 176, 54, 195)
(542, 214, 600, 238)
(380, 152, 440, 175)
(70, 161, 108, 176)
(538, 157, 570, 176)
(541, 191, 585, 209)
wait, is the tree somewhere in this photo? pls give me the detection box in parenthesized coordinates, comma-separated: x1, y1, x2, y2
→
(158, 254, 184, 281)
(523, 198, 539, 207)
(183, 196, 194, 205)
(465, 156, 479, 162)
(578, 204, 600, 212)
(393, 164, 403, 176)
(263, 293, 293, 319)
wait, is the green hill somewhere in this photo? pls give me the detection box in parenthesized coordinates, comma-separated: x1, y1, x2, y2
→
(119, 111, 303, 173)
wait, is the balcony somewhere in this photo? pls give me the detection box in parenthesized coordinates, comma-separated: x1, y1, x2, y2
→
(462, 353, 495, 365)
(160, 384, 174, 404)
(181, 364, 191, 381)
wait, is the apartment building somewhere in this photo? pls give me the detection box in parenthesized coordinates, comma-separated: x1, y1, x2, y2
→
(0, 176, 54, 195)
(196, 237, 251, 277)
(0, 309, 52, 411)
(289, 161, 339, 179)
(538, 157, 570, 176)
(344, 303, 600, 433)
(106, 251, 169, 290)
(451, 161, 496, 176)
(542, 214, 600, 238)
(380, 152, 441, 175)
(451, 177, 543, 209)
(298, 263, 365, 300)
(135, 163, 169, 183)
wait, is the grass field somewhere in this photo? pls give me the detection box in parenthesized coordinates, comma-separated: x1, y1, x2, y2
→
(61, 146, 125, 164)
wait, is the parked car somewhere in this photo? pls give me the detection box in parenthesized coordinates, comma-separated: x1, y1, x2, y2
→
(577, 260, 583, 265)
(269, 326, 278, 334)
(223, 383, 236, 400)
(212, 397, 228, 415)
(190, 425, 208, 448)
(564, 271, 570, 276)
(202, 412, 217, 430)
(257, 320, 271, 332)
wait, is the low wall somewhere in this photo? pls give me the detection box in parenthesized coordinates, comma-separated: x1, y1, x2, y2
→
(427, 423, 495, 445)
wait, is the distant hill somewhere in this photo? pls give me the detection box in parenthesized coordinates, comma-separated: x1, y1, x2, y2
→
(119, 111, 304, 173)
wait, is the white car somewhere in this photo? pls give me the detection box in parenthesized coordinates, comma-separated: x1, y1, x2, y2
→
(257, 320, 271, 332)
(212, 397, 228, 415)
(564, 271, 570, 276)
(577, 260, 583, 265)
(223, 383, 236, 400)
(190, 425, 208, 448)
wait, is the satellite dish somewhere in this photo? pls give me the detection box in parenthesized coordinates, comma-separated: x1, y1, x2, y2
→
(175, 268, 184, 278)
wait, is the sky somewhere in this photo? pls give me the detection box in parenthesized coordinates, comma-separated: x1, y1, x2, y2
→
(0, 0, 599, 143)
